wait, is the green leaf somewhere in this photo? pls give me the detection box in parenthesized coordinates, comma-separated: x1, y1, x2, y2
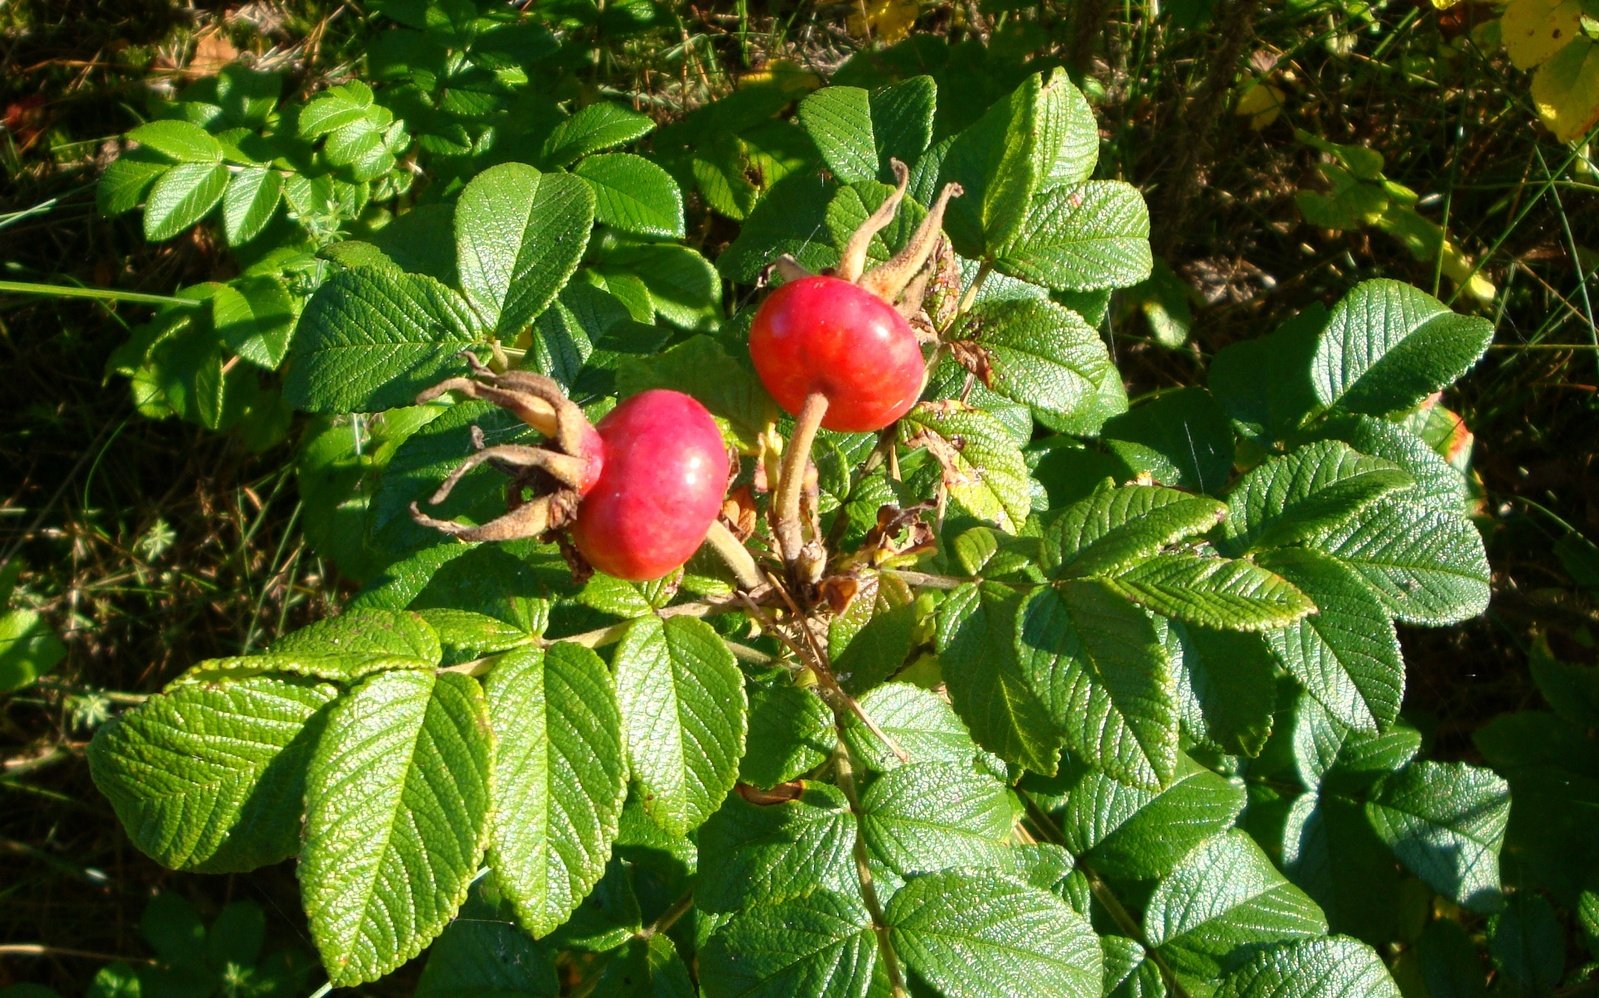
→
(938, 73, 1039, 257)
(177, 608, 440, 684)
(416, 898, 558, 996)
(842, 682, 986, 773)
(831, 571, 918, 695)
(700, 890, 879, 998)
(1144, 830, 1328, 985)
(936, 582, 1064, 774)
(86, 676, 335, 873)
(886, 870, 1102, 998)
(899, 402, 1032, 532)
(128, 119, 222, 162)
(615, 335, 774, 452)
(526, 281, 626, 386)
(798, 86, 877, 183)
(285, 267, 482, 414)
(995, 181, 1152, 291)
(1290, 693, 1420, 793)
(0, 609, 66, 693)
(98, 149, 170, 216)
(1312, 279, 1495, 415)
(299, 81, 377, 137)
(1220, 440, 1413, 555)
(143, 161, 229, 240)
(1489, 891, 1565, 996)
(1282, 792, 1404, 944)
(600, 243, 719, 330)
(301, 671, 491, 987)
(860, 762, 1017, 882)
(591, 935, 694, 997)
(1167, 621, 1278, 757)
(716, 171, 838, 282)
(454, 164, 595, 337)
(1100, 387, 1235, 495)
(220, 167, 282, 245)
(1033, 67, 1099, 188)
(1208, 306, 1325, 444)
(1106, 553, 1314, 631)
(1216, 937, 1400, 997)
(573, 153, 685, 238)
(1366, 760, 1510, 913)
(697, 782, 858, 913)
(951, 298, 1126, 434)
(540, 102, 654, 167)
(742, 680, 833, 788)
(867, 76, 937, 179)
(1257, 549, 1404, 734)
(211, 275, 296, 370)
(1319, 496, 1490, 624)
(1054, 757, 1246, 885)
(1307, 413, 1469, 513)
(486, 644, 626, 937)
(613, 616, 747, 835)
(1015, 581, 1177, 789)
(1103, 935, 1167, 998)
(1044, 481, 1227, 580)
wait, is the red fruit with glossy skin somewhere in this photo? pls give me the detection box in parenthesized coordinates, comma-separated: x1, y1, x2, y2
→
(570, 389, 730, 581)
(748, 275, 926, 432)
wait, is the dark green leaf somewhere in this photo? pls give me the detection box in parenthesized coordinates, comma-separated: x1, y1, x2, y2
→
(697, 783, 857, 913)
(1367, 761, 1510, 913)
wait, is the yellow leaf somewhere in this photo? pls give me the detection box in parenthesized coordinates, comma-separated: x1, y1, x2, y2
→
(1531, 37, 1599, 140)
(847, 0, 921, 43)
(1500, 0, 1583, 69)
(1235, 81, 1287, 130)
(1432, 0, 1463, 7)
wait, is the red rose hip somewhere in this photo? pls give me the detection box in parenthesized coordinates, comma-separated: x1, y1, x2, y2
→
(748, 275, 926, 432)
(570, 389, 730, 581)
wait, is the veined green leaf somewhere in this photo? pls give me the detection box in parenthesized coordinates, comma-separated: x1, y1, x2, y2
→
(1259, 548, 1405, 734)
(1167, 621, 1278, 757)
(886, 870, 1102, 998)
(1033, 67, 1099, 188)
(486, 644, 626, 937)
(1015, 581, 1177, 789)
(1220, 440, 1413, 555)
(938, 72, 1039, 257)
(1145, 830, 1328, 986)
(99, 149, 170, 216)
(87, 676, 335, 873)
(700, 889, 879, 998)
(899, 401, 1032, 532)
(1366, 760, 1510, 913)
(614, 616, 747, 835)
(144, 161, 229, 240)
(540, 102, 654, 167)
(285, 267, 482, 414)
(574, 153, 685, 238)
(1319, 496, 1490, 625)
(1312, 279, 1494, 416)
(859, 762, 1018, 885)
(1103, 934, 1167, 998)
(995, 180, 1152, 292)
(842, 682, 986, 774)
(301, 671, 491, 987)
(175, 608, 441, 685)
(741, 680, 833, 788)
(1044, 480, 1227, 579)
(128, 119, 223, 162)
(1290, 696, 1421, 793)
(1106, 553, 1314, 631)
(1216, 937, 1401, 997)
(798, 86, 877, 183)
(220, 166, 283, 245)
(696, 782, 857, 913)
(454, 163, 595, 337)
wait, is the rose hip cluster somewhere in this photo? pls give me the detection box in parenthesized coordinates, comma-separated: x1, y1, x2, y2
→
(412, 160, 959, 582)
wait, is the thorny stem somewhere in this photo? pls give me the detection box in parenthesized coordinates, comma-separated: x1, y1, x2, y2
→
(703, 519, 768, 592)
(773, 392, 830, 567)
(831, 741, 909, 997)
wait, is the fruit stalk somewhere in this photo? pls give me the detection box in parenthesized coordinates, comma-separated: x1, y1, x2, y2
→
(773, 392, 829, 566)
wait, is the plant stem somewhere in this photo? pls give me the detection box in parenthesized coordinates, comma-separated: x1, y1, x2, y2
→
(0, 279, 205, 308)
(773, 392, 829, 566)
(703, 519, 768, 591)
(832, 741, 908, 997)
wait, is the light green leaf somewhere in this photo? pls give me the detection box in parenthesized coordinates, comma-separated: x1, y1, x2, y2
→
(1217, 937, 1400, 997)
(285, 267, 482, 414)
(1044, 481, 1227, 580)
(1290, 693, 1421, 793)
(1054, 757, 1247, 885)
(1309, 413, 1470, 513)
(454, 163, 595, 337)
(842, 682, 985, 773)
(936, 582, 1064, 775)
(741, 680, 834, 788)
(1320, 496, 1491, 624)
(176, 608, 441, 684)
(298, 80, 376, 137)
(301, 671, 491, 987)
(220, 166, 283, 245)
(1167, 621, 1278, 757)
(1367, 760, 1510, 913)
(98, 149, 169, 216)
(540, 103, 654, 167)
(600, 243, 719, 330)
(486, 644, 626, 937)
(938, 73, 1038, 257)
(899, 402, 1032, 532)
(1033, 67, 1099, 188)
(1145, 830, 1328, 985)
(211, 275, 295, 370)
(527, 281, 626, 386)
(143, 161, 229, 240)
(700, 889, 879, 998)
(416, 608, 539, 664)
(128, 119, 222, 162)
(798, 86, 877, 183)
(1016, 581, 1177, 789)
(869, 76, 938, 178)
(697, 782, 857, 913)
(887, 870, 1102, 998)
(830, 571, 918, 695)
(1220, 440, 1413, 555)
(0, 609, 66, 693)
(1312, 279, 1495, 415)
(1103, 935, 1167, 998)
(1107, 553, 1314, 631)
(951, 297, 1126, 434)
(995, 180, 1152, 292)
(614, 616, 747, 835)
(860, 762, 1017, 882)
(86, 676, 335, 872)
(574, 153, 685, 238)
(1259, 548, 1404, 734)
